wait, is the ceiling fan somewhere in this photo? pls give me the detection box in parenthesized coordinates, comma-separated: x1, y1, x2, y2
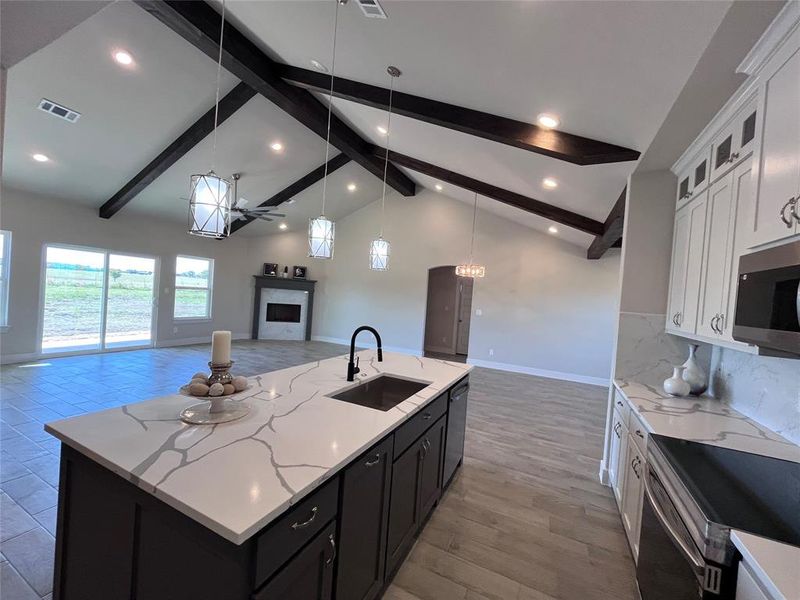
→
(230, 173, 285, 222)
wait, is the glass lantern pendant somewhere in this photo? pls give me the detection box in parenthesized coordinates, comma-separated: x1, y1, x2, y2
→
(369, 236, 391, 270)
(308, 215, 335, 259)
(188, 171, 232, 238)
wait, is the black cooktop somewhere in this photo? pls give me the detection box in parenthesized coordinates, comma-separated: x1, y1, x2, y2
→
(651, 434, 800, 546)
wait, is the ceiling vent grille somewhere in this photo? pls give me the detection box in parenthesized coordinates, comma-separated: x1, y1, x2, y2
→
(356, 0, 387, 19)
(37, 98, 81, 123)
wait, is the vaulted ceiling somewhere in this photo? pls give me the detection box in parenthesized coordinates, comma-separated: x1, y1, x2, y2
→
(1, 0, 775, 250)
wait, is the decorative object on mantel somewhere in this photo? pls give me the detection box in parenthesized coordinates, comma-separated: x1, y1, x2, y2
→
(308, 0, 347, 260)
(663, 366, 691, 397)
(263, 263, 278, 277)
(682, 343, 707, 395)
(455, 192, 486, 278)
(282, 266, 289, 278)
(369, 65, 401, 271)
(293, 265, 307, 279)
(179, 331, 251, 424)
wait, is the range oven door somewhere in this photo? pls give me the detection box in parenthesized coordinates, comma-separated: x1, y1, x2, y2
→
(637, 465, 729, 600)
(733, 240, 800, 357)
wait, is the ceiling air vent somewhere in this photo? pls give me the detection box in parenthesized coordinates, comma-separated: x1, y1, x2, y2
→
(37, 98, 81, 123)
(356, 0, 387, 19)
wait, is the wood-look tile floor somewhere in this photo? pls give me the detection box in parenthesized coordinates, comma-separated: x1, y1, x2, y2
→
(0, 341, 637, 600)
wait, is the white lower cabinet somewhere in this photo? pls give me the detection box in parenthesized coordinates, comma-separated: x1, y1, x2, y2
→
(609, 409, 628, 505)
(736, 562, 771, 600)
(619, 433, 644, 561)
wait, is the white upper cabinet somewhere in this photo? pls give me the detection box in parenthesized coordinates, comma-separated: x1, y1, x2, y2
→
(676, 148, 712, 209)
(667, 191, 707, 333)
(746, 30, 800, 248)
(710, 98, 758, 182)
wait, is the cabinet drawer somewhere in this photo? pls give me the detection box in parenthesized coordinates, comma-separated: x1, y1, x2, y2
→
(254, 477, 340, 588)
(612, 389, 630, 428)
(629, 411, 648, 454)
(394, 392, 447, 456)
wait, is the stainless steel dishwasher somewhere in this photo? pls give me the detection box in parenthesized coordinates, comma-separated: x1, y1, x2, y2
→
(443, 378, 469, 486)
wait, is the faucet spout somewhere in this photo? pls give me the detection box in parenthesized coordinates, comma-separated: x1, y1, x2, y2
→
(347, 326, 383, 381)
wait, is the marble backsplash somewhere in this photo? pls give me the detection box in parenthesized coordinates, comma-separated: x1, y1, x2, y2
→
(709, 346, 800, 445)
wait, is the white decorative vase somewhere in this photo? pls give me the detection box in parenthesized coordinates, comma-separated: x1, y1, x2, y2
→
(663, 366, 691, 397)
(682, 343, 707, 396)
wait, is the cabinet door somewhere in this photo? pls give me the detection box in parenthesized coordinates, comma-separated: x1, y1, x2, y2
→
(667, 207, 690, 331)
(611, 420, 629, 506)
(607, 411, 624, 491)
(417, 417, 445, 526)
(253, 522, 335, 600)
(668, 193, 708, 332)
(385, 439, 423, 577)
(620, 438, 644, 561)
(697, 172, 736, 338)
(749, 43, 800, 248)
(336, 437, 393, 600)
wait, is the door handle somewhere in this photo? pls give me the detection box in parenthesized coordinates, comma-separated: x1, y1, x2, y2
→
(325, 533, 336, 566)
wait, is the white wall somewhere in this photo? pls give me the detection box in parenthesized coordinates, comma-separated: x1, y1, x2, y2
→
(249, 190, 621, 384)
(0, 186, 252, 361)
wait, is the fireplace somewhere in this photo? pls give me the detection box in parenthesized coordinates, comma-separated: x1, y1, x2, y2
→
(266, 303, 301, 323)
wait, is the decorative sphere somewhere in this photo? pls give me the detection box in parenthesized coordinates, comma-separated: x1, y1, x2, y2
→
(190, 377, 208, 386)
(208, 383, 225, 397)
(222, 384, 235, 396)
(189, 383, 210, 397)
(192, 371, 208, 381)
(232, 376, 248, 392)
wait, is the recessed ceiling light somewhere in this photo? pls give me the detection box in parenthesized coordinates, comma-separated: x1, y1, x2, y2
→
(347, 183, 357, 192)
(548, 225, 558, 234)
(537, 113, 560, 129)
(279, 223, 288, 230)
(309, 59, 328, 73)
(270, 141, 283, 152)
(113, 50, 134, 66)
(32, 153, 49, 162)
(542, 177, 558, 189)
(376, 125, 388, 136)
(435, 184, 443, 191)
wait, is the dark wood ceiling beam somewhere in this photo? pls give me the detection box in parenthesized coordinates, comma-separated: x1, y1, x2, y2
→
(278, 64, 641, 166)
(134, 0, 415, 197)
(377, 150, 604, 236)
(99, 81, 256, 219)
(587, 187, 626, 259)
(229, 153, 350, 234)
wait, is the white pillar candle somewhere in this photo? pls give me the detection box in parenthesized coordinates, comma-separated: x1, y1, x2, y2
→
(211, 330, 231, 364)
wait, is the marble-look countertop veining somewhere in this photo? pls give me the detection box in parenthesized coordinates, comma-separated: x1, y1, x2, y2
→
(614, 379, 800, 463)
(732, 530, 800, 600)
(45, 351, 471, 544)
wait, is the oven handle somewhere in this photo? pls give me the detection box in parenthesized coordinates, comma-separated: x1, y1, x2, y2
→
(643, 469, 706, 577)
(796, 279, 799, 327)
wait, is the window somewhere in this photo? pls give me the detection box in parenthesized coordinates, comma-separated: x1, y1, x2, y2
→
(0, 231, 11, 327)
(174, 256, 213, 319)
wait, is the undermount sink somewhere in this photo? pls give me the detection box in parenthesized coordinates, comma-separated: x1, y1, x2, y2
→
(329, 375, 429, 412)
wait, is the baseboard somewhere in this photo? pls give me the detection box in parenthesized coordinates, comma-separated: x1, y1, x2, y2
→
(0, 352, 39, 365)
(598, 461, 610, 486)
(423, 344, 456, 355)
(156, 333, 251, 349)
(466, 358, 610, 387)
(311, 335, 422, 357)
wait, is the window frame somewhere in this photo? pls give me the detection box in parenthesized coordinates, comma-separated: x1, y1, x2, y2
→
(0, 230, 11, 328)
(173, 255, 214, 321)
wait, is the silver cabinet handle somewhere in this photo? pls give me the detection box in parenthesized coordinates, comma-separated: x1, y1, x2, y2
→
(325, 533, 336, 566)
(727, 152, 740, 164)
(291, 506, 318, 530)
(718, 313, 725, 333)
(676, 312, 682, 326)
(635, 429, 644, 439)
(422, 412, 432, 421)
(616, 400, 624, 408)
(780, 198, 796, 227)
(364, 453, 381, 467)
(613, 422, 621, 438)
(711, 314, 719, 334)
(792, 198, 800, 223)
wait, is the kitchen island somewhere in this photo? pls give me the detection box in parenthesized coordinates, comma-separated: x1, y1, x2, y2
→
(45, 350, 471, 600)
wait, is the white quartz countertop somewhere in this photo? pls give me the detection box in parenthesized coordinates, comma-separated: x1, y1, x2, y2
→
(45, 351, 472, 544)
(614, 379, 800, 463)
(732, 530, 800, 600)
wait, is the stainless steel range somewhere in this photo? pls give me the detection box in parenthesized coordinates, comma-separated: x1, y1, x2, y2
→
(637, 434, 800, 600)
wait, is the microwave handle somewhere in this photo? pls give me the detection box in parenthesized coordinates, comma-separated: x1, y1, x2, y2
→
(643, 470, 706, 577)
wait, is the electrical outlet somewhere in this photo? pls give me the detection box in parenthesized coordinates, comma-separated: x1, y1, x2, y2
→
(173, 326, 178, 334)
(489, 348, 494, 356)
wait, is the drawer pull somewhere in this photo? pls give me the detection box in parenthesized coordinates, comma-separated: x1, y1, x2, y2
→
(325, 533, 337, 566)
(635, 430, 644, 439)
(422, 412, 432, 420)
(364, 453, 381, 467)
(290, 506, 318, 530)
(616, 400, 623, 407)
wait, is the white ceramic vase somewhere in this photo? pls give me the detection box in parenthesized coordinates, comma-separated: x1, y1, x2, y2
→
(682, 343, 707, 396)
(663, 366, 691, 397)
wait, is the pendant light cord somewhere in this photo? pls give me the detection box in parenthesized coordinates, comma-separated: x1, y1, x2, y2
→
(379, 74, 395, 237)
(321, 0, 343, 217)
(469, 192, 478, 262)
(210, 0, 226, 174)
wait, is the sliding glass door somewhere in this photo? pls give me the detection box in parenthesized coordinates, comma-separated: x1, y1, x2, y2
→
(41, 246, 157, 354)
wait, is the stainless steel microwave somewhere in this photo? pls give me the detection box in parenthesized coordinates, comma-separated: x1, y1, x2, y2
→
(733, 240, 800, 357)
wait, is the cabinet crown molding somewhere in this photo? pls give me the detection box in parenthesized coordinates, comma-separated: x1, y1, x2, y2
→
(737, 1, 800, 77)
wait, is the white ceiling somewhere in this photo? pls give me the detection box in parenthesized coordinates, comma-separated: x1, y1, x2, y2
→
(2, 0, 758, 249)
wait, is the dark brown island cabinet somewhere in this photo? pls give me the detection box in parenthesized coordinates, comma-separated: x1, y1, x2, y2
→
(52, 375, 469, 600)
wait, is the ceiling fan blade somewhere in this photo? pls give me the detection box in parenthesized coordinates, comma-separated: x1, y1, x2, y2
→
(256, 216, 274, 222)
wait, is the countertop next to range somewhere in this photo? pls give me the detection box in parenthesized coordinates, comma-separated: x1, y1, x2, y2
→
(732, 530, 800, 600)
(44, 351, 472, 545)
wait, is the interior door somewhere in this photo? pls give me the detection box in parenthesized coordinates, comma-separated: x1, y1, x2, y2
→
(455, 278, 473, 355)
(104, 254, 156, 349)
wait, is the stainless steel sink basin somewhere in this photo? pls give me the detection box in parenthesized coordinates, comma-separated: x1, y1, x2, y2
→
(329, 375, 429, 412)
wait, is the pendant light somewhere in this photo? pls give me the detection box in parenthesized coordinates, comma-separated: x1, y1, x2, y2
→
(369, 66, 400, 271)
(455, 192, 486, 278)
(309, 0, 347, 259)
(188, 0, 232, 238)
